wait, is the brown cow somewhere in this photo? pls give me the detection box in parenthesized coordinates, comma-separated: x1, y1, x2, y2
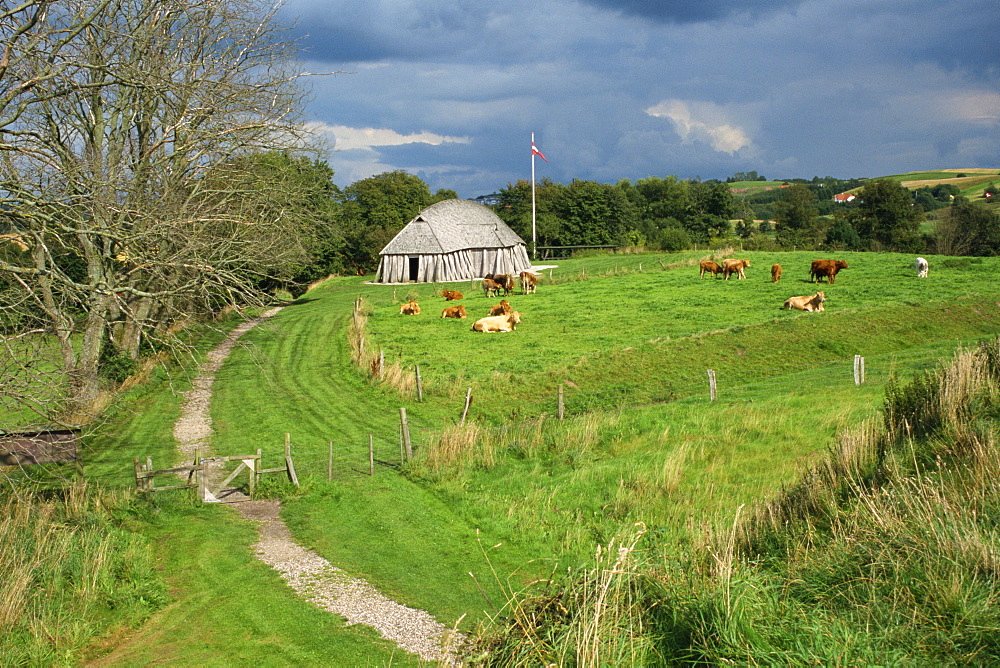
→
(441, 289, 464, 301)
(488, 299, 512, 316)
(722, 258, 751, 280)
(809, 259, 849, 284)
(482, 277, 501, 298)
(399, 300, 420, 315)
(771, 263, 782, 282)
(519, 271, 539, 294)
(699, 260, 723, 279)
(784, 291, 826, 312)
(472, 311, 521, 332)
(441, 304, 467, 319)
(486, 273, 514, 296)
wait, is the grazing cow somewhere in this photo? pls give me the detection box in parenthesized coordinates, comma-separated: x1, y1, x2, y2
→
(784, 291, 826, 312)
(722, 258, 751, 280)
(482, 277, 501, 298)
(809, 259, 849, 284)
(399, 300, 420, 315)
(485, 273, 514, 296)
(488, 299, 512, 316)
(915, 257, 929, 278)
(699, 260, 723, 279)
(472, 311, 521, 332)
(441, 289, 464, 301)
(519, 271, 539, 294)
(441, 304, 467, 319)
(771, 264, 782, 282)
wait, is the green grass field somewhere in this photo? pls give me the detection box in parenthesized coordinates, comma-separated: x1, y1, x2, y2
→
(9, 247, 1000, 663)
(194, 249, 1000, 636)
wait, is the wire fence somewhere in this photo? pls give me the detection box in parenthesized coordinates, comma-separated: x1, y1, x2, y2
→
(3, 340, 972, 491)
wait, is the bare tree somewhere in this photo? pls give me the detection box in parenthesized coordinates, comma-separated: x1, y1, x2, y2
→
(1, 0, 318, 420)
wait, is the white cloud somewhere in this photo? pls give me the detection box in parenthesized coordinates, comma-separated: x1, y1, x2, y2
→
(945, 90, 1000, 124)
(305, 121, 470, 151)
(645, 99, 752, 154)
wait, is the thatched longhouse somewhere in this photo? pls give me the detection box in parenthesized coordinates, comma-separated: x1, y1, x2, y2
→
(374, 199, 531, 283)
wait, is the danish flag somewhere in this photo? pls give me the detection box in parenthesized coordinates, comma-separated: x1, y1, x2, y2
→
(531, 140, 548, 162)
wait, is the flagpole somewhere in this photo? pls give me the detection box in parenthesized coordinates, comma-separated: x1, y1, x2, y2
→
(531, 132, 537, 260)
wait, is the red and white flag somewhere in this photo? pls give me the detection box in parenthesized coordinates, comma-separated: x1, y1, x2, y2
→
(531, 139, 548, 162)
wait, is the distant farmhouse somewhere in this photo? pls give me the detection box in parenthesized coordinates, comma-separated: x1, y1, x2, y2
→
(374, 198, 531, 284)
(832, 193, 857, 203)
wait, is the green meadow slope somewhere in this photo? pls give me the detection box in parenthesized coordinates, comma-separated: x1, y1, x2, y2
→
(199, 250, 1000, 629)
(37, 248, 1000, 664)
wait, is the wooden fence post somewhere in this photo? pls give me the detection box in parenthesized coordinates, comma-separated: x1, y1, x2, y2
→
(415, 365, 423, 402)
(558, 383, 565, 421)
(197, 454, 206, 500)
(327, 440, 333, 481)
(400, 408, 412, 461)
(460, 387, 472, 425)
(707, 369, 717, 402)
(854, 355, 866, 385)
(378, 350, 384, 377)
(284, 433, 300, 488)
(252, 448, 261, 498)
(369, 434, 375, 476)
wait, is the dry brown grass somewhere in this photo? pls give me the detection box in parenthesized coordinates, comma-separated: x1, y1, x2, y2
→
(901, 172, 998, 189)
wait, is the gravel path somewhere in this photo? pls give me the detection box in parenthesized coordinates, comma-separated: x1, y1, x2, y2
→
(172, 307, 466, 664)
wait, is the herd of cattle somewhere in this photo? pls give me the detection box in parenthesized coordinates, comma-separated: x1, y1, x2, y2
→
(696, 256, 930, 312)
(398, 271, 536, 332)
(397, 256, 931, 325)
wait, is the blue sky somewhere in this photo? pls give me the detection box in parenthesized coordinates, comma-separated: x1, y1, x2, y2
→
(277, 0, 999, 198)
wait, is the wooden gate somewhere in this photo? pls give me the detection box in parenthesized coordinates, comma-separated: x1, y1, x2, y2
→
(135, 439, 299, 502)
(134, 450, 294, 503)
(197, 454, 260, 503)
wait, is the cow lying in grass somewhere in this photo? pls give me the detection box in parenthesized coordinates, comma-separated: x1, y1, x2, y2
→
(441, 305, 467, 318)
(489, 300, 512, 316)
(399, 300, 420, 315)
(472, 311, 521, 332)
(441, 289, 464, 301)
(783, 291, 826, 312)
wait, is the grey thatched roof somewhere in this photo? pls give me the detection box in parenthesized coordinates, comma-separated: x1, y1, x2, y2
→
(379, 199, 524, 256)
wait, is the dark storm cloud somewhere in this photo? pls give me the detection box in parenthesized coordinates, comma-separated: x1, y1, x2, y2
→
(575, 0, 806, 23)
(277, 0, 999, 197)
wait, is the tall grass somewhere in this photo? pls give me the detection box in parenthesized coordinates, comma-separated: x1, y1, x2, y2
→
(0, 482, 166, 665)
(477, 337, 1000, 664)
(472, 523, 677, 666)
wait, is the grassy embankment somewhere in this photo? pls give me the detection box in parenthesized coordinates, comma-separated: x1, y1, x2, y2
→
(479, 338, 1000, 664)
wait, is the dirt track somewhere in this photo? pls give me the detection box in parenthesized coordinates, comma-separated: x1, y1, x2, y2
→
(172, 307, 464, 664)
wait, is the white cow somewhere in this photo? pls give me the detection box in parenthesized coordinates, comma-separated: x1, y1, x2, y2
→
(915, 257, 929, 278)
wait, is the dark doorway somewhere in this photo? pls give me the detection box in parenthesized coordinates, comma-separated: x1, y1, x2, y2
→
(408, 256, 419, 281)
